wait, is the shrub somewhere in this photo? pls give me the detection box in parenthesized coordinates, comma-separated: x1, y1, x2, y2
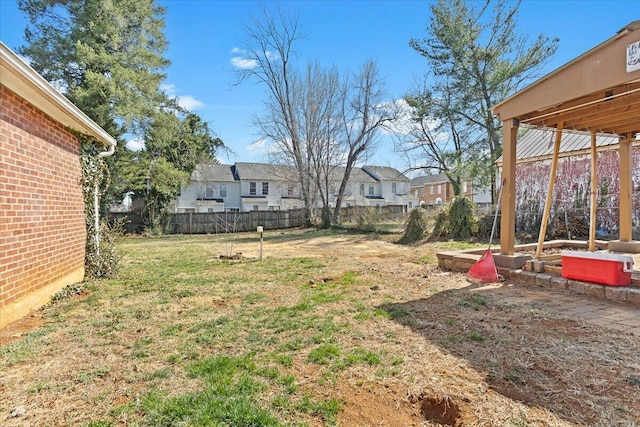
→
(354, 207, 382, 232)
(430, 197, 477, 240)
(431, 209, 449, 239)
(400, 208, 428, 244)
(448, 197, 477, 239)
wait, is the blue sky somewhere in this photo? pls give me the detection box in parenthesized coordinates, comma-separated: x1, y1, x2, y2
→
(1, 0, 638, 171)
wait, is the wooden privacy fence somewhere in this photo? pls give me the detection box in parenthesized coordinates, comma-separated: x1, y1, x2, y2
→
(110, 209, 308, 234)
(109, 205, 409, 235)
(165, 209, 308, 234)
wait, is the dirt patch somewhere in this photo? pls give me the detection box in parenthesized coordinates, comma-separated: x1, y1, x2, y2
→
(335, 381, 423, 426)
(0, 312, 46, 347)
(417, 393, 476, 426)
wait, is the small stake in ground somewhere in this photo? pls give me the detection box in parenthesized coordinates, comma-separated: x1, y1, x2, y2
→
(257, 226, 263, 261)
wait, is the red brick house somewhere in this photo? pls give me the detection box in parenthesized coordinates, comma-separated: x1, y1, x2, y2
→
(410, 174, 474, 207)
(0, 42, 116, 328)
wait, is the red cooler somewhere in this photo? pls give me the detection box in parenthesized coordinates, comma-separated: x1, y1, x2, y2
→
(561, 250, 634, 286)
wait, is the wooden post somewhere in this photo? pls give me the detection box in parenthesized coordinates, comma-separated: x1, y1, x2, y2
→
(500, 119, 519, 255)
(536, 124, 563, 259)
(588, 131, 598, 252)
(619, 133, 633, 241)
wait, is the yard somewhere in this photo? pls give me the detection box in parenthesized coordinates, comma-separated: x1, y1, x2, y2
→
(1, 228, 639, 426)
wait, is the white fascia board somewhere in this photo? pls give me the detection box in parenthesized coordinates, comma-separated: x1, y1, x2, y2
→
(0, 41, 116, 149)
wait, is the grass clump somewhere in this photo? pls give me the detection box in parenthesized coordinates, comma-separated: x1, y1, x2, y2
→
(143, 355, 285, 426)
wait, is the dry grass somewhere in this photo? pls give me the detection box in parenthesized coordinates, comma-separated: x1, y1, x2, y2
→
(1, 228, 639, 426)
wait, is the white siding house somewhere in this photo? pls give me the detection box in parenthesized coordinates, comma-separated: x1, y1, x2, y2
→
(362, 166, 418, 210)
(234, 162, 305, 211)
(175, 163, 240, 212)
(174, 162, 416, 212)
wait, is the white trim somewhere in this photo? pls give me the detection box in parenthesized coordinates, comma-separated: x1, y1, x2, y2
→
(0, 41, 116, 149)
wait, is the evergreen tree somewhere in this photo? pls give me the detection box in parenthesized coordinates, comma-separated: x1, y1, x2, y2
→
(19, 0, 223, 228)
(407, 0, 558, 201)
(19, 0, 171, 137)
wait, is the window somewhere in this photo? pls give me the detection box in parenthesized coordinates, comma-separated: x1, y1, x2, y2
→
(205, 183, 215, 198)
(368, 184, 374, 196)
(208, 208, 215, 213)
(437, 185, 442, 195)
(462, 181, 468, 193)
(253, 205, 259, 211)
(262, 182, 269, 195)
(219, 184, 227, 198)
(392, 182, 397, 194)
(287, 185, 295, 196)
(359, 183, 365, 195)
(250, 182, 257, 196)
(430, 186, 434, 195)
(408, 202, 413, 209)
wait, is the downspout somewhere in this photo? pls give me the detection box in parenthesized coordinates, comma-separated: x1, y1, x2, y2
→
(94, 143, 116, 257)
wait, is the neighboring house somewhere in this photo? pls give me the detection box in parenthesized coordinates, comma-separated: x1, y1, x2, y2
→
(495, 127, 640, 234)
(175, 163, 241, 212)
(0, 42, 116, 328)
(174, 162, 417, 212)
(331, 166, 380, 208)
(362, 166, 417, 210)
(410, 174, 475, 207)
(233, 162, 304, 211)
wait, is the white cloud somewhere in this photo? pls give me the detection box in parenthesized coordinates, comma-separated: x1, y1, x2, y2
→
(231, 56, 258, 69)
(126, 137, 145, 151)
(247, 139, 267, 152)
(177, 95, 205, 111)
(229, 47, 279, 69)
(160, 83, 177, 94)
(160, 83, 205, 112)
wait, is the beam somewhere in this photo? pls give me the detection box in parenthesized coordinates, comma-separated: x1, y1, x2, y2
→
(619, 133, 633, 241)
(589, 131, 598, 252)
(535, 124, 563, 258)
(500, 119, 518, 255)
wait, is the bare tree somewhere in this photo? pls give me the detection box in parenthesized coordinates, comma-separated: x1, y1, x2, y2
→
(235, 9, 395, 226)
(234, 8, 315, 224)
(394, 79, 474, 196)
(301, 63, 345, 227)
(332, 60, 399, 224)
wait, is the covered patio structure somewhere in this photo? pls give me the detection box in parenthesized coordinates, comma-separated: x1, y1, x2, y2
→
(492, 20, 640, 266)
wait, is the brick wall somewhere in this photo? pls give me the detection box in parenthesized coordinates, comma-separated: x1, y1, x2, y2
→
(0, 85, 86, 325)
(416, 181, 474, 206)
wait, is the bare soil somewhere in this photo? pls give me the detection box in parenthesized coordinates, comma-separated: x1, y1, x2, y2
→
(1, 230, 639, 426)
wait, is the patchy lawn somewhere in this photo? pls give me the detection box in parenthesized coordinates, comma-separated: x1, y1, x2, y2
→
(1, 228, 638, 426)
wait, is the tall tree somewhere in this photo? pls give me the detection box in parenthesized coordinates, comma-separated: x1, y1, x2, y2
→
(19, 0, 223, 227)
(406, 0, 558, 200)
(234, 8, 316, 224)
(300, 63, 344, 228)
(332, 60, 398, 223)
(114, 111, 224, 227)
(19, 0, 171, 137)
(235, 8, 394, 226)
